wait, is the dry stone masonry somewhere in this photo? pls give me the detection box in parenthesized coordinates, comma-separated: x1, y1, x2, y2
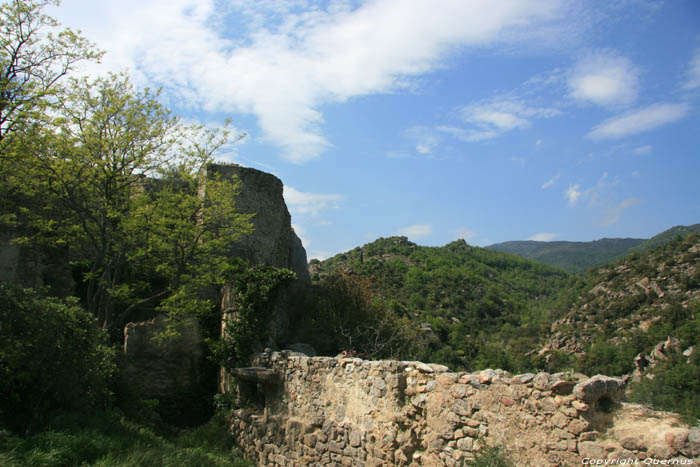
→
(228, 351, 700, 466)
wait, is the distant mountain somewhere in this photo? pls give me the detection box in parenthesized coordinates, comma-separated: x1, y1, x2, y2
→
(629, 223, 700, 254)
(485, 238, 645, 274)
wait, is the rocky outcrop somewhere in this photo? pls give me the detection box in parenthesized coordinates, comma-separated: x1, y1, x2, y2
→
(205, 164, 309, 284)
(124, 164, 311, 397)
(227, 352, 700, 466)
(207, 164, 310, 348)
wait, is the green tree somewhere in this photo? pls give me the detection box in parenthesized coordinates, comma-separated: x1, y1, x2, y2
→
(304, 273, 425, 360)
(0, 0, 101, 163)
(20, 73, 252, 329)
(0, 0, 102, 225)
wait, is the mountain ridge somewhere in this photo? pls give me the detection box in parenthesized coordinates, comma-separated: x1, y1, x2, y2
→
(485, 222, 700, 273)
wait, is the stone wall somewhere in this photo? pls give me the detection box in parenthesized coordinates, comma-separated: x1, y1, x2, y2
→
(123, 316, 204, 397)
(228, 352, 700, 466)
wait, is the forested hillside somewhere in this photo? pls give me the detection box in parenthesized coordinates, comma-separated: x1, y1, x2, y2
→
(629, 223, 700, 254)
(309, 236, 569, 370)
(309, 233, 700, 420)
(540, 233, 700, 419)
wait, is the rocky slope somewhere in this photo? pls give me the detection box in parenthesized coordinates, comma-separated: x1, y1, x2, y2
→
(542, 233, 700, 357)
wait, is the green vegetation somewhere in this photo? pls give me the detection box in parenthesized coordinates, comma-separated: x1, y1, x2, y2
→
(486, 224, 700, 274)
(300, 272, 424, 359)
(0, 285, 116, 431)
(312, 237, 569, 370)
(212, 265, 295, 370)
(0, 2, 263, 464)
(542, 234, 700, 421)
(464, 444, 516, 467)
(629, 223, 700, 254)
(0, 410, 249, 467)
(314, 233, 700, 421)
(486, 238, 645, 274)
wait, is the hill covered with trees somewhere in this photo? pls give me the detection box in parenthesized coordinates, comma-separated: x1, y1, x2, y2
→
(309, 232, 700, 420)
(308, 236, 569, 370)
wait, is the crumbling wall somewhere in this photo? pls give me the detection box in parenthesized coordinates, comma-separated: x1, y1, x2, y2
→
(228, 352, 700, 466)
(123, 316, 204, 397)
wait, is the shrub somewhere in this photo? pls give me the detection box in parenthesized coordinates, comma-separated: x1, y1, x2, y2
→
(302, 273, 425, 360)
(628, 353, 700, 423)
(465, 444, 515, 467)
(0, 284, 117, 430)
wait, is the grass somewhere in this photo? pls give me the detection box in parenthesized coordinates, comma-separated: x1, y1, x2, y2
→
(0, 409, 250, 467)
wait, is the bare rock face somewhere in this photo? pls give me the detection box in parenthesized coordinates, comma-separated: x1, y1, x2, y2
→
(205, 163, 310, 285)
(207, 164, 311, 347)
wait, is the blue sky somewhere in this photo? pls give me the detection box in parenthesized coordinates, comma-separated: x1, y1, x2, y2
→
(51, 0, 700, 260)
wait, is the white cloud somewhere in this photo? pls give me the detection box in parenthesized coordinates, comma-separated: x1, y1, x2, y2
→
(52, 0, 569, 163)
(683, 48, 700, 90)
(397, 224, 432, 240)
(283, 186, 343, 216)
(453, 227, 476, 241)
(542, 174, 560, 189)
(565, 184, 582, 205)
(403, 126, 441, 155)
(440, 97, 560, 142)
(528, 232, 558, 241)
(600, 198, 640, 226)
(631, 145, 652, 155)
(589, 103, 690, 140)
(568, 51, 639, 107)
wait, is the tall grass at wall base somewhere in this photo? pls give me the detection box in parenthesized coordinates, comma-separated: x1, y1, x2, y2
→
(0, 410, 250, 467)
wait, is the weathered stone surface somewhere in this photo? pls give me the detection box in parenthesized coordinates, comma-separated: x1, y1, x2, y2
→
(226, 352, 699, 467)
(230, 367, 279, 384)
(573, 375, 626, 404)
(551, 380, 576, 396)
(647, 443, 675, 459)
(123, 315, 203, 396)
(579, 441, 606, 459)
(286, 343, 317, 356)
(210, 164, 311, 348)
(620, 436, 646, 451)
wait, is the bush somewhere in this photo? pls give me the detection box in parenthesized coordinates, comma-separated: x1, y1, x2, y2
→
(302, 273, 425, 360)
(576, 339, 635, 376)
(465, 444, 515, 467)
(0, 284, 117, 430)
(628, 353, 700, 423)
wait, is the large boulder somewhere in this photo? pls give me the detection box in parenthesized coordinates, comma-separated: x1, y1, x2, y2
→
(573, 375, 626, 404)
